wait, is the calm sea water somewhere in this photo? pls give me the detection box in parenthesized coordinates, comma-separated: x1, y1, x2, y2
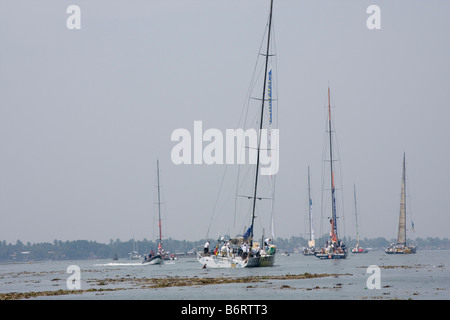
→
(0, 249, 448, 300)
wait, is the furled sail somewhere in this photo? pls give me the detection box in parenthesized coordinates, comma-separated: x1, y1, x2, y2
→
(397, 153, 407, 245)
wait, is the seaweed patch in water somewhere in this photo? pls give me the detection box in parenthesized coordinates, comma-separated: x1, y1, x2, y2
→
(0, 272, 351, 300)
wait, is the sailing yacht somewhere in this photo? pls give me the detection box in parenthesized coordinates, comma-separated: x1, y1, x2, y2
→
(128, 238, 142, 260)
(197, 0, 277, 268)
(143, 160, 168, 265)
(385, 154, 416, 254)
(351, 185, 368, 253)
(314, 87, 348, 260)
(302, 166, 316, 255)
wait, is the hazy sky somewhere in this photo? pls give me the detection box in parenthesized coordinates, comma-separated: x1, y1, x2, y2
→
(1, 1, 449, 244)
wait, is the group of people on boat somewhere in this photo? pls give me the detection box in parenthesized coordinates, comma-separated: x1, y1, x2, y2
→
(143, 247, 174, 261)
(385, 243, 416, 254)
(318, 239, 346, 254)
(203, 240, 237, 257)
(202, 237, 276, 259)
(143, 250, 158, 261)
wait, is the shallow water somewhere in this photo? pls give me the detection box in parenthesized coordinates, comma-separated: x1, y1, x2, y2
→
(0, 250, 449, 300)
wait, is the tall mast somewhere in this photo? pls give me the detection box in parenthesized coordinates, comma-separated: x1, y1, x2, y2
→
(157, 159, 162, 248)
(354, 184, 359, 247)
(397, 153, 407, 245)
(328, 87, 338, 241)
(250, 0, 274, 245)
(308, 166, 313, 242)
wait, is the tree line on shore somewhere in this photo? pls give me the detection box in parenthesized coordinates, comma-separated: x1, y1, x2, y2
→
(0, 236, 449, 262)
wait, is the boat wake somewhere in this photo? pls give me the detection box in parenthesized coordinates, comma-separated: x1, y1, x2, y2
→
(93, 262, 143, 267)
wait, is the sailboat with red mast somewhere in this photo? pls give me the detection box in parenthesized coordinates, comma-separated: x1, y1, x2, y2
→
(314, 87, 348, 259)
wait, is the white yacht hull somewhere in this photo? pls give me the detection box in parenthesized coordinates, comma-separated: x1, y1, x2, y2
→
(197, 253, 275, 269)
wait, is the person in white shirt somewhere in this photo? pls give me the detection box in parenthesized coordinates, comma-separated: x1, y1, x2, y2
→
(264, 238, 272, 251)
(204, 241, 210, 254)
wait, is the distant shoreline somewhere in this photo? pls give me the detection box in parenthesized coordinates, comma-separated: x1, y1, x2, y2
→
(1, 236, 449, 263)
